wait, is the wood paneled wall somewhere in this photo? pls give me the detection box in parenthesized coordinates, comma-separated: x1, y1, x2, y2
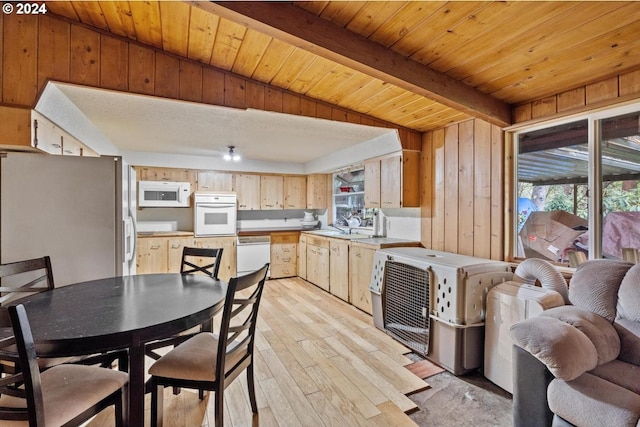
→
(0, 13, 421, 149)
(514, 69, 640, 123)
(420, 119, 504, 261)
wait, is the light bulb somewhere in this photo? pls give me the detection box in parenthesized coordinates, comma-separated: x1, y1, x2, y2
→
(232, 154, 241, 161)
(224, 153, 231, 161)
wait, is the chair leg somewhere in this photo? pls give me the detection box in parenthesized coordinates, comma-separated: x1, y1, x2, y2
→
(214, 387, 224, 427)
(247, 363, 258, 413)
(151, 379, 164, 427)
(115, 388, 125, 427)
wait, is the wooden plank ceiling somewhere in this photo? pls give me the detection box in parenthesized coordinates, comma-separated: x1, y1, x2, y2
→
(45, 1, 640, 132)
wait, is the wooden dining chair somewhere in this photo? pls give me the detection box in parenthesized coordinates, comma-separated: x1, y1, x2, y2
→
(145, 247, 225, 363)
(0, 257, 54, 325)
(148, 263, 270, 427)
(181, 246, 224, 278)
(0, 304, 129, 426)
(0, 256, 127, 373)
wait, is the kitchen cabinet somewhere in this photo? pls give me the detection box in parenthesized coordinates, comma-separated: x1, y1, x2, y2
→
(283, 176, 307, 209)
(306, 174, 328, 209)
(364, 159, 381, 208)
(197, 171, 233, 192)
(260, 176, 284, 209)
(167, 237, 194, 273)
(235, 174, 261, 210)
(349, 244, 376, 314)
(31, 110, 98, 157)
(306, 236, 330, 291)
(137, 167, 195, 185)
(137, 235, 236, 282)
(136, 237, 168, 274)
(364, 151, 420, 208)
(329, 239, 349, 301)
(270, 232, 298, 278)
(195, 236, 237, 282)
(298, 234, 307, 280)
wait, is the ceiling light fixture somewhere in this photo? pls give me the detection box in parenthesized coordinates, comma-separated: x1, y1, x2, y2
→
(224, 146, 241, 161)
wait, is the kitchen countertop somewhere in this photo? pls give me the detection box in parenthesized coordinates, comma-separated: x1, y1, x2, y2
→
(350, 238, 421, 249)
(237, 227, 312, 236)
(302, 230, 421, 248)
(137, 231, 194, 238)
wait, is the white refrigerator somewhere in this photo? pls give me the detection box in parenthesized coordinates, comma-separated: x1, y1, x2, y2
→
(0, 152, 137, 286)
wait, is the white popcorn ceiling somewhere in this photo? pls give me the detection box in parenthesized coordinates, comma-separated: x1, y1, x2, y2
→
(36, 82, 400, 169)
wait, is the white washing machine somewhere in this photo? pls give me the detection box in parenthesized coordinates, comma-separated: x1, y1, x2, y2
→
(484, 281, 565, 393)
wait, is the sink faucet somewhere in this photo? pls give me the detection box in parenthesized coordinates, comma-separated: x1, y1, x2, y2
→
(328, 224, 349, 234)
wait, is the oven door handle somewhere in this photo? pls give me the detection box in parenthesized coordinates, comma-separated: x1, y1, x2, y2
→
(196, 203, 236, 208)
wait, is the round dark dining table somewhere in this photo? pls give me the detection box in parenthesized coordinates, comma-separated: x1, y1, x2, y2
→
(14, 273, 227, 427)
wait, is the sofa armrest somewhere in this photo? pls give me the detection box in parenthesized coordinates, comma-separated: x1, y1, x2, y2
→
(512, 345, 554, 427)
(510, 316, 598, 380)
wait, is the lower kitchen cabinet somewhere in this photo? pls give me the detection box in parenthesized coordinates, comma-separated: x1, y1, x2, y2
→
(270, 232, 298, 279)
(137, 235, 236, 282)
(136, 237, 168, 274)
(168, 238, 193, 273)
(298, 234, 307, 280)
(306, 236, 330, 291)
(329, 239, 349, 301)
(195, 237, 237, 282)
(349, 244, 376, 314)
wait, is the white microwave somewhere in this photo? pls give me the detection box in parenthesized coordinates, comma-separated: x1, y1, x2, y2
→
(138, 181, 191, 207)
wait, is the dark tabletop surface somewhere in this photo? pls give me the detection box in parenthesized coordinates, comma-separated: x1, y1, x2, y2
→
(15, 273, 227, 357)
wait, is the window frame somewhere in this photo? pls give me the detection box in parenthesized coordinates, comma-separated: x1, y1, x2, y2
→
(508, 99, 640, 263)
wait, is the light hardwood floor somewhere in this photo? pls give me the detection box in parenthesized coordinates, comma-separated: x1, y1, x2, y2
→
(88, 277, 428, 427)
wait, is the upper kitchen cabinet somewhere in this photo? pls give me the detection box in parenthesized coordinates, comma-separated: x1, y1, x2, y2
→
(31, 110, 97, 157)
(306, 174, 329, 209)
(261, 176, 284, 210)
(197, 171, 233, 192)
(235, 174, 261, 210)
(283, 176, 307, 209)
(137, 167, 196, 188)
(364, 160, 381, 208)
(365, 151, 420, 208)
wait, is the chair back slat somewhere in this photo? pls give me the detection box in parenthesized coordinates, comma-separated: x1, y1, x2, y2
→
(216, 264, 269, 384)
(0, 257, 54, 327)
(181, 247, 223, 278)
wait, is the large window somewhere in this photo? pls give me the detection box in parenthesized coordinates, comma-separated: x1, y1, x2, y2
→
(514, 103, 640, 264)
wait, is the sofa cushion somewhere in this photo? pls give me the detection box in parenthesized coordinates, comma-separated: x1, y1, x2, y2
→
(510, 316, 597, 381)
(615, 318, 640, 366)
(590, 359, 640, 395)
(569, 259, 632, 322)
(618, 263, 640, 322)
(548, 373, 640, 427)
(542, 305, 620, 365)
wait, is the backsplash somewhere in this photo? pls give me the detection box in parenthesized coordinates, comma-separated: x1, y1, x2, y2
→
(380, 208, 421, 240)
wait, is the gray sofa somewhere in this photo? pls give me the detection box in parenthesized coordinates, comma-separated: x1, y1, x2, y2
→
(510, 259, 640, 427)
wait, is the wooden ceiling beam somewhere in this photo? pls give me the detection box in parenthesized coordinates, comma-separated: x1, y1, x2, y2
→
(196, 1, 512, 127)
